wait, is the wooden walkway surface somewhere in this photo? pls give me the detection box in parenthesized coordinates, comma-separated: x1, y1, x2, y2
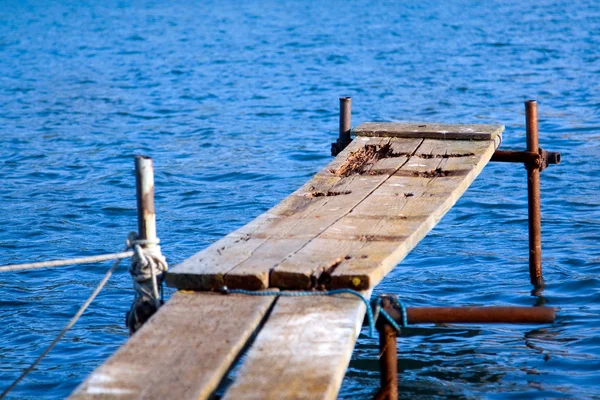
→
(167, 122, 502, 292)
(70, 122, 503, 400)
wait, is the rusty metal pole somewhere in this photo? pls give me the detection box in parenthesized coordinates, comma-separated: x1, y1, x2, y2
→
(135, 155, 160, 308)
(375, 297, 398, 400)
(525, 101, 543, 287)
(376, 323, 398, 400)
(135, 156, 157, 252)
(332, 97, 353, 156)
(339, 96, 352, 145)
(381, 306, 556, 325)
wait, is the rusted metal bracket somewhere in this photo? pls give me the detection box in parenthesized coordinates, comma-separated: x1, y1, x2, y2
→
(490, 100, 561, 287)
(373, 295, 556, 400)
(331, 97, 353, 156)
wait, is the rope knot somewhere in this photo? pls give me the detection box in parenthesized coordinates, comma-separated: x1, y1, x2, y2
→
(126, 232, 168, 334)
(371, 294, 407, 333)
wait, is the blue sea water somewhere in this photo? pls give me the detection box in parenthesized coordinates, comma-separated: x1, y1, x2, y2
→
(0, 0, 599, 398)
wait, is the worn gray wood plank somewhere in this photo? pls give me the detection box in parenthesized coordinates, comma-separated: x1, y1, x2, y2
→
(69, 291, 276, 400)
(354, 122, 504, 141)
(166, 137, 393, 290)
(168, 123, 502, 291)
(328, 137, 501, 289)
(168, 136, 423, 290)
(270, 136, 501, 290)
(227, 137, 424, 290)
(223, 293, 368, 400)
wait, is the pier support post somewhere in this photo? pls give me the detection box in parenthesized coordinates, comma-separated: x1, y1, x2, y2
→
(376, 323, 398, 400)
(525, 100, 543, 287)
(375, 297, 398, 400)
(331, 97, 353, 156)
(490, 100, 561, 288)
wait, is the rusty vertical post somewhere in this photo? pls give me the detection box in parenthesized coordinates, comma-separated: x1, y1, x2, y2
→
(375, 296, 398, 400)
(332, 97, 353, 156)
(135, 155, 159, 310)
(376, 323, 398, 400)
(525, 101, 543, 286)
(339, 96, 352, 145)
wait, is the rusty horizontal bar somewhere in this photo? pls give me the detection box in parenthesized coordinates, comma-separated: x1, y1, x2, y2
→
(541, 149, 561, 165)
(491, 150, 540, 164)
(381, 306, 555, 326)
(491, 149, 560, 166)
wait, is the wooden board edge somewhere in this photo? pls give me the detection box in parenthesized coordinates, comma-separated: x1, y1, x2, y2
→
(354, 122, 505, 141)
(165, 271, 224, 291)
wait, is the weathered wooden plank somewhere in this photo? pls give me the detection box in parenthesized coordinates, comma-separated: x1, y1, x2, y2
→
(168, 123, 503, 291)
(329, 137, 501, 289)
(354, 122, 503, 141)
(226, 138, 424, 290)
(168, 137, 423, 290)
(166, 137, 392, 290)
(69, 291, 276, 400)
(270, 137, 501, 290)
(223, 293, 368, 400)
(165, 210, 281, 290)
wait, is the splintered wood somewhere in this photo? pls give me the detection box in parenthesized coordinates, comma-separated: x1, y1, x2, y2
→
(167, 123, 503, 291)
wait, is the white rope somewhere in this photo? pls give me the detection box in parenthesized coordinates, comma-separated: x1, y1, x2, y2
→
(126, 232, 168, 333)
(0, 232, 170, 394)
(0, 250, 127, 400)
(0, 251, 134, 273)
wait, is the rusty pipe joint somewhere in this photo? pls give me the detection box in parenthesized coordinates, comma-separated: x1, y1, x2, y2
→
(374, 294, 400, 332)
(539, 148, 561, 171)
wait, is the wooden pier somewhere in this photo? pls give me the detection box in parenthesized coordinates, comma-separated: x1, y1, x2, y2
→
(70, 122, 505, 399)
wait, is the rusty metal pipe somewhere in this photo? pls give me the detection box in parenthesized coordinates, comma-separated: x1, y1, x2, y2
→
(375, 323, 398, 400)
(129, 156, 160, 334)
(374, 296, 399, 400)
(544, 150, 561, 165)
(491, 149, 541, 165)
(525, 100, 543, 286)
(339, 96, 352, 144)
(490, 101, 560, 286)
(491, 150, 561, 168)
(379, 306, 555, 326)
(332, 97, 353, 156)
